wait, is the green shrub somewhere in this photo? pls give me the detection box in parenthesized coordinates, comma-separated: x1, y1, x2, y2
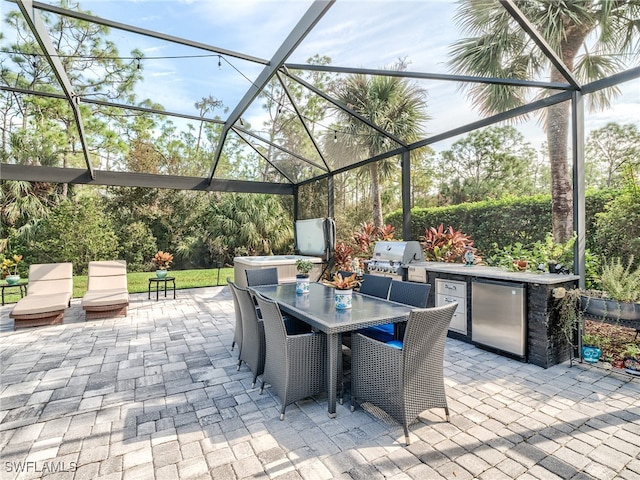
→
(29, 197, 119, 274)
(594, 188, 640, 267)
(387, 189, 616, 259)
(118, 221, 158, 272)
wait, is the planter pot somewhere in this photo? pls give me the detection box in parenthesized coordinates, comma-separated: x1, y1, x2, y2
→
(334, 289, 352, 310)
(5, 275, 20, 285)
(156, 269, 168, 279)
(580, 296, 640, 322)
(296, 274, 310, 294)
(581, 345, 601, 364)
(624, 357, 639, 375)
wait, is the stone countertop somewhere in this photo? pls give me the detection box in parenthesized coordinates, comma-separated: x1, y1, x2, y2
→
(409, 262, 579, 285)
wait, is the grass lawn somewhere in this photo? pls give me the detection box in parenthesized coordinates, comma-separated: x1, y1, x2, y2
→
(1, 268, 234, 305)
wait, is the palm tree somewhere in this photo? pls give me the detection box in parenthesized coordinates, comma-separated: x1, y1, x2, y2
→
(202, 193, 293, 261)
(0, 180, 61, 251)
(332, 60, 429, 227)
(448, 0, 640, 242)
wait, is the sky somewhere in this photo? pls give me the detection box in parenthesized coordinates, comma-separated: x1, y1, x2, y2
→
(2, 0, 639, 155)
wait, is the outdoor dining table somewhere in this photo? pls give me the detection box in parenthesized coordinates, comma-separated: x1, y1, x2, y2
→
(251, 282, 414, 418)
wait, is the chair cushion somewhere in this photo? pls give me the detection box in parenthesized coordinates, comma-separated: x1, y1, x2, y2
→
(82, 289, 129, 308)
(358, 324, 394, 343)
(87, 260, 128, 291)
(386, 340, 403, 350)
(11, 293, 71, 316)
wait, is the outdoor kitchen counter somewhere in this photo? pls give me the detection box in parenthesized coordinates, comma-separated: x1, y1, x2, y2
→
(408, 262, 579, 368)
(412, 262, 579, 285)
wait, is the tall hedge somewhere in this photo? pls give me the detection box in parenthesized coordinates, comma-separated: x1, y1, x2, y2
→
(386, 189, 616, 257)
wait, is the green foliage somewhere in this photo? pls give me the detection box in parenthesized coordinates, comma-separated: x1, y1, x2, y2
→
(420, 224, 474, 263)
(622, 343, 640, 360)
(295, 259, 314, 275)
(117, 221, 158, 272)
(599, 256, 640, 303)
(200, 193, 293, 263)
(594, 183, 640, 266)
(29, 197, 119, 274)
(331, 58, 429, 226)
(387, 189, 616, 259)
(586, 123, 640, 189)
(553, 287, 583, 348)
(582, 333, 609, 349)
(437, 126, 538, 203)
(485, 234, 575, 272)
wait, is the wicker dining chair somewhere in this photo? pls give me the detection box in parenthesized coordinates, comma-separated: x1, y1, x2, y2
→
(388, 280, 431, 340)
(351, 302, 458, 445)
(229, 281, 265, 388)
(227, 278, 243, 365)
(245, 267, 279, 287)
(254, 292, 338, 420)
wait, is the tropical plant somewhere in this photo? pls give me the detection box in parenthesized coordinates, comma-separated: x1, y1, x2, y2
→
(1, 254, 22, 279)
(331, 59, 429, 227)
(352, 222, 396, 257)
(332, 242, 354, 274)
(622, 343, 640, 360)
(201, 193, 293, 260)
(599, 256, 640, 303)
(449, 0, 640, 243)
(420, 224, 474, 263)
(325, 272, 360, 290)
(295, 259, 314, 276)
(152, 251, 174, 270)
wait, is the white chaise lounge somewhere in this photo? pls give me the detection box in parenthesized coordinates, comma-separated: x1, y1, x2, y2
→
(82, 260, 129, 320)
(10, 262, 73, 329)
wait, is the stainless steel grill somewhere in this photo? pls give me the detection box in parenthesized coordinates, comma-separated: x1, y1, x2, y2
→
(366, 241, 425, 280)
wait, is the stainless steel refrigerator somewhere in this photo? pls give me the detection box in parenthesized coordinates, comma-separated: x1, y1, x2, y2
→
(471, 279, 526, 357)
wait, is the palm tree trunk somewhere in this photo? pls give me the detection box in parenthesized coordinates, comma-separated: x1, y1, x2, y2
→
(546, 98, 573, 243)
(547, 22, 590, 243)
(370, 162, 383, 227)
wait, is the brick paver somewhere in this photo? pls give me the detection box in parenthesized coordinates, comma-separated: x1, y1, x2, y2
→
(1, 286, 639, 479)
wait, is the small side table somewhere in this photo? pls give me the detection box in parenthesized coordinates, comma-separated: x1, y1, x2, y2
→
(148, 277, 176, 301)
(1, 280, 28, 306)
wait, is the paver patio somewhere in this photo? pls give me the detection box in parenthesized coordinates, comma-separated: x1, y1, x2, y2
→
(1, 286, 639, 480)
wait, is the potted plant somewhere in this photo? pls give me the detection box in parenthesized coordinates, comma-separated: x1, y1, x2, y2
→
(325, 272, 360, 310)
(1, 255, 23, 285)
(581, 332, 603, 364)
(152, 251, 174, 278)
(580, 256, 640, 322)
(295, 259, 314, 294)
